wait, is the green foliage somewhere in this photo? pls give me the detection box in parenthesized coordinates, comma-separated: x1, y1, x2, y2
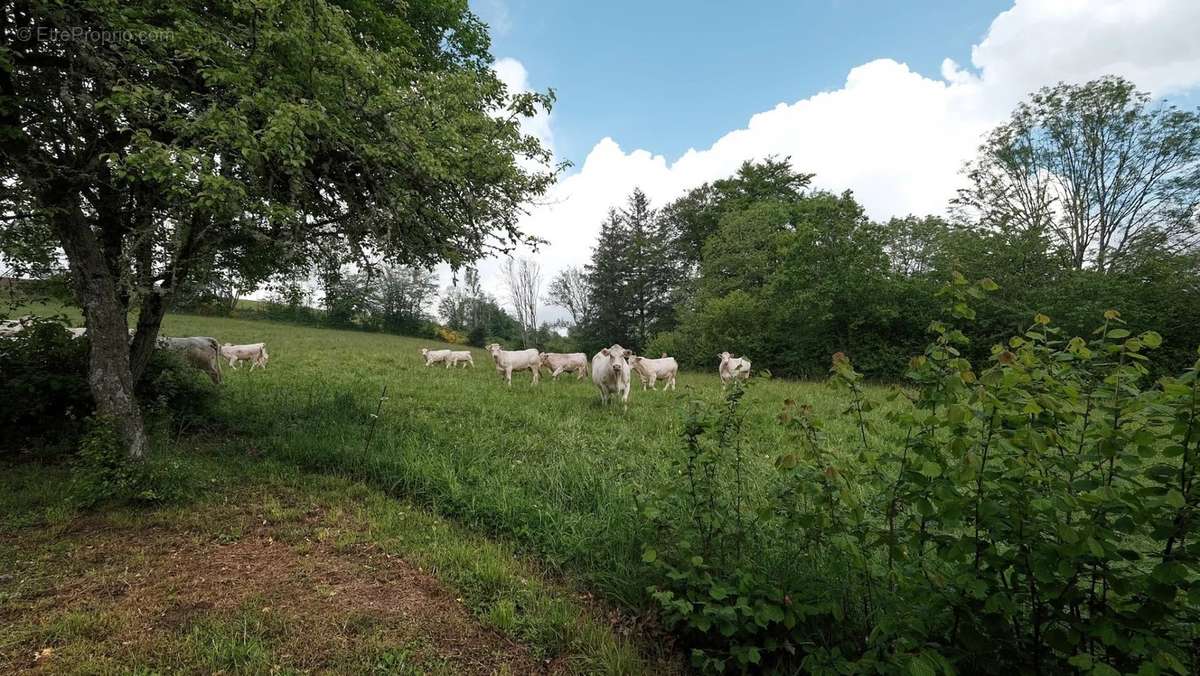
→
(69, 417, 169, 508)
(0, 319, 217, 457)
(641, 277, 1200, 673)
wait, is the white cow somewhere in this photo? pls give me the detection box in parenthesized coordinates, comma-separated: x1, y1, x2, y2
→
(0, 316, 35, 336)
(592, 344, 632, 409)
(486, 343, 541, 386)
(445, 350, 474, 368)
(718, 351, 751, 386)
(421, 347, 452, 366)
(630, 354, 678, 391)
(158, 336, 223, 384)
(539, 352, 589, 380)
(221, 342, 269, 370)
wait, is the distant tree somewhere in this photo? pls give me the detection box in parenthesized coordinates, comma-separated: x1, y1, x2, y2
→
(503, 257, 542, 347)
(583, 208, 635, 350)
(370, 266, 438, 334)
(660, 157, 813, 269)
(546, 267, 592, 326)
(955, 76, 1200, 273)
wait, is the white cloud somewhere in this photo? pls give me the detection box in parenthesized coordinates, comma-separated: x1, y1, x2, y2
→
(462, 0, 1200, 325)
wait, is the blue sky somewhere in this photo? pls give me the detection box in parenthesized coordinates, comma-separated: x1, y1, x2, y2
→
(474, 0, 1013, 166)
(457, 0, 1200, 317)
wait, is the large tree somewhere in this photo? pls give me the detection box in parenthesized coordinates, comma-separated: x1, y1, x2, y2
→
(955, 76, 1200, 273)
(0, 0, 557, 456)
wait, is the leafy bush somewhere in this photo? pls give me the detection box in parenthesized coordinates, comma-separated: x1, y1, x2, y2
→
(436, 326, 468, 345)
(0, 318, 94, 455)
(0, 319, 217, 458)
(642, 275, 1200, 674)
(69, 416, 174, 507)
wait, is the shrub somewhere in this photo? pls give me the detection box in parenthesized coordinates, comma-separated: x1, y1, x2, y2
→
(437, 326, 468, 344)
(0, 319, 218, 458)
(69, 416, 168, 507)
(642, 275, 1200, 674)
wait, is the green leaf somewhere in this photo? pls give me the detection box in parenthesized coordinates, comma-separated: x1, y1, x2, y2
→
(1106, 328, 1131, 339)
(920, 462, 943, 478)
(980, 277, 1000, 291)
(1141, 331, 1163, 348)
(642, 548, 657, 563)
(1165, 490, 1185, 509)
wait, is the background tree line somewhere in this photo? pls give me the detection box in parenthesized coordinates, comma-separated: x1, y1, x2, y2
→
(551, 75, 1200, 378)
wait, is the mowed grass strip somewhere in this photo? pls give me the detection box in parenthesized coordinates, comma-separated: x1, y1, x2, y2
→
(0, 455, 677, 674)
(145, 313, 906, 606)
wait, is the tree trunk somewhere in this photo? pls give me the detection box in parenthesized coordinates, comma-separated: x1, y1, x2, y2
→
(129, 289, 169, 383)
(51, 197, 147, 459)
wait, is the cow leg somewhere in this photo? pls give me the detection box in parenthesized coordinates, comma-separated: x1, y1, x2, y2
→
(531, 366, 540, 385)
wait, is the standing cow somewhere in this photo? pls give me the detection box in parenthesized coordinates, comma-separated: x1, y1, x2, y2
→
(539, 352, 589, 380)
(630, 354, 678, 391)
(421, 348, 452, 366)
(718, 351, 751, 386)
(221, 342, 269, 370)
(592, 344, 632, 409)
(158, 336, 223, 384)
(486, 343, 541, 386)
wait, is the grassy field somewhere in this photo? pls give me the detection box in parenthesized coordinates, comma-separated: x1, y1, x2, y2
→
(2, 307, 906, 671)
(138, 313, 902, 602)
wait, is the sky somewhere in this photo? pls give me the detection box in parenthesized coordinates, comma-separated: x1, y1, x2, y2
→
(455, 0, 1200, 323)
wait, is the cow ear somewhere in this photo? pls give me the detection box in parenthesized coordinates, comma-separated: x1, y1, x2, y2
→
(601, 348, 610, 356)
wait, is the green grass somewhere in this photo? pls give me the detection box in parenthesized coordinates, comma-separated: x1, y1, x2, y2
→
(0, 453, 672, 673)
(3, 304, 903, 668)
(139, 311, 905, 606)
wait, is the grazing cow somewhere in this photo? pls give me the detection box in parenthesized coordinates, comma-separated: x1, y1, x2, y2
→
(486, 343, 541, 386)
(718, 351, 751, 385)
(158, 336, 223, 384)
(0, 316, 35, 336)
(539, 352, 589, 380)
(630, 354, 678, 391)
(592, 344, 632, 409)
(445, 350, 474, 368)
(221, 342, 269, 370)
(421, 347, 452, 366)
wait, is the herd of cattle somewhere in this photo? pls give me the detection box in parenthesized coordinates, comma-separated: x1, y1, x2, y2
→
(0, 317, 268, 385)
(422, 343, 752, 409)
(3, 317, 753, 407)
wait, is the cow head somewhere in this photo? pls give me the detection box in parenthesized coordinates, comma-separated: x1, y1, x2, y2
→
(602, 347, 627, 376)
(538, 352, 550, 366)
(719, 351, 732, 363)
(420, 348, 429, 356)
(486, 343, 503, 358)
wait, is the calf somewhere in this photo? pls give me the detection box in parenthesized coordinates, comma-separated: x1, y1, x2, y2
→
(486, 343, 541, 386)
(592, 344, 632, 409)
(718, 351, 751, 386)
(158, 336, 223, 384)
(631, 354, 678, 391)
(539, 352, 588, 380)
(421, 347, 452, 366)
(445, 350, 474, 368)
(221, 342, 269, 370)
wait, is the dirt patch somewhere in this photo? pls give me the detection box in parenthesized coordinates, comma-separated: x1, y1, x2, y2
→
(0, 499, 547, 674)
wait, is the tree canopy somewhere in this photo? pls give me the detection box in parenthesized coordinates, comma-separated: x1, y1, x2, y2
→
(1, 0, 558, 456)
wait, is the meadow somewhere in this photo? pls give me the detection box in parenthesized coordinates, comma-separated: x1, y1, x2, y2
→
(157, 312, 900, 606)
